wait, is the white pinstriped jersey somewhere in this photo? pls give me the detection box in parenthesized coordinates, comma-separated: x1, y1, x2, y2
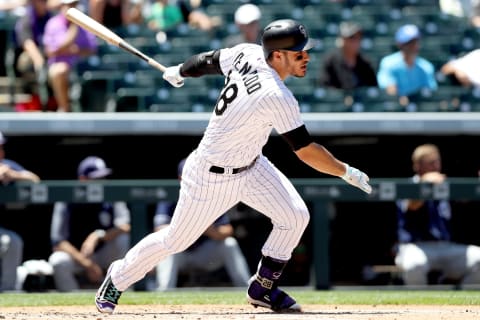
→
(108, 44, 313, 292)
(196, 43, 305, 167)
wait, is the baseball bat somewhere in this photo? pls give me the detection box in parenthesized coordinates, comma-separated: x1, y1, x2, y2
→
(65, 7, 166, 72)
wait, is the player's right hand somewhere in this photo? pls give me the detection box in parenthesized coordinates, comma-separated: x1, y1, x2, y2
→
(163, 64, 184, 88)
(341, 164, 372, 194)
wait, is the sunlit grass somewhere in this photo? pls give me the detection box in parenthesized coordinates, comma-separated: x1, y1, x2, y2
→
(2, 289, 480, 307)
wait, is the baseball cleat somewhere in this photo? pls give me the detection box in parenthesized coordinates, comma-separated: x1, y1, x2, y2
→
(95, 262, 122, 314)
(246, 277, 302, 312)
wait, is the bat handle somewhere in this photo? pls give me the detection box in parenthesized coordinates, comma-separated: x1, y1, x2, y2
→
(147, 59, 166, 73)
(118, 41, 167, 73)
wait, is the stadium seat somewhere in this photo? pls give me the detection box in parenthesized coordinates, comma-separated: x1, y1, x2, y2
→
(112, 87, 156, 112)
(307, 87, 353, 112)
(79, 70, 125, 112)
(353, 87, 403, 112)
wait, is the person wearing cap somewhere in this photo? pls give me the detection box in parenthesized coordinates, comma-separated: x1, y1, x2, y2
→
(376, 24, 437, 97)
(42, 0, 97, 111)
(0, 131, 40, 291)
(318, 21, 377, 90)
(223, 3, 262, 48)
(152, 158, 251, 290)
(48, 156, 130, 291)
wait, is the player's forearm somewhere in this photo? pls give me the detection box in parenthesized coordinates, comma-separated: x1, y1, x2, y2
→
(103, 225, 130, 242)
(54, 240, 93, 267)
(5, 169, 40, 183)
(295, 142, 346, 177)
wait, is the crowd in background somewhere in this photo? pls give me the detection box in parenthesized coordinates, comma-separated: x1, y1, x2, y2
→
(0, 0, 480, 112)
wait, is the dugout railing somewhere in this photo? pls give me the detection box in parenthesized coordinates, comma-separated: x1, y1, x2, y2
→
(2, 178, 480, 290)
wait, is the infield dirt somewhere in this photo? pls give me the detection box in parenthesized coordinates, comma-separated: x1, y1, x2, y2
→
(2, 304, 480, 319)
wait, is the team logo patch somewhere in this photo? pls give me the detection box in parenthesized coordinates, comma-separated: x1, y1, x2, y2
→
(299, 25, 307, 38)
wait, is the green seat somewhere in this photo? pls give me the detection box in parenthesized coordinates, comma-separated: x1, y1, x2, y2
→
(353, 87, 403, 112)
(310, 102, 350, 113)
(113, 87, 156, 112)
(79, 70, 125, 112)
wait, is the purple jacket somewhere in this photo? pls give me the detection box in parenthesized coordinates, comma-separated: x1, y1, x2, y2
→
(43, 13, 97, 66)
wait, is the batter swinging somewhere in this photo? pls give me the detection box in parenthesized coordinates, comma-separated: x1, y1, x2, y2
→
(95, 19, 372, 314)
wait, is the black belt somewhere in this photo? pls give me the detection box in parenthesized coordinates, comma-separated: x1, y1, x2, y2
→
(209, 157, 257, 174)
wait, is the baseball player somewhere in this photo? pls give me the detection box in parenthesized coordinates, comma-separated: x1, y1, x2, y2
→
(0, 131, 40, 291)
(95, 19, 372, 314)
(49, 156, 131, 291)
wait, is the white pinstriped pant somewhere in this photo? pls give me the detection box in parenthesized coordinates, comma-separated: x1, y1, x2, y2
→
(112, 151, 310, 291)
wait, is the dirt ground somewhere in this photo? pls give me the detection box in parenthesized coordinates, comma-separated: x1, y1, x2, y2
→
(2, 304, 480, 320)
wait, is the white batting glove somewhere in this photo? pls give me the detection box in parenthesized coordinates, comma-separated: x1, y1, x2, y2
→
(341, 163, 372, 194)
(162, 64, 184, 88)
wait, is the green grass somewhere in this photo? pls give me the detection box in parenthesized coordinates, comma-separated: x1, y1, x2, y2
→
(2, 290, 480, 307)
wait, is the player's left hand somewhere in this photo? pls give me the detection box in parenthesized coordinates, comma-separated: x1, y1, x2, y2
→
(163, 64, 184, 88)
(341, 164, 372, 194)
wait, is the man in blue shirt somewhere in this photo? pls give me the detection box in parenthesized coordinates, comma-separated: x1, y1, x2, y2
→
(377, 24, 437, 97)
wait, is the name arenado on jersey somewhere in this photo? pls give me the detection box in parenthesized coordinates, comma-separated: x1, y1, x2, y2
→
(233, 52, 261, 95)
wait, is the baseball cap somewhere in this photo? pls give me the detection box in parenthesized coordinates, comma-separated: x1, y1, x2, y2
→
(234, 4, 262, 25)
(395, 24, 420, 45)
(0, 131, 6, 145)
(77, 156, 112, 179)
(339, 21, 362, 38)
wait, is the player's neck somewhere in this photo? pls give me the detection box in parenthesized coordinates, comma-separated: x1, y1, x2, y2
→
(268, 61, 287, 81)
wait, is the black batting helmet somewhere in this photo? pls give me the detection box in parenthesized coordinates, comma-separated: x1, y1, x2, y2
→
(261, 19, 316, 58)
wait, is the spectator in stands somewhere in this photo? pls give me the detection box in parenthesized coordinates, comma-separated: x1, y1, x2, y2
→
(42, 0, 97, 112)
(0, 131, 40, 291)
(439, 0, 480, 28)
(145, 0, 183, 32)
(223, 3, 262, 48)
(0, 0, 27, 77)
(153, 158, 251, 290)
(13, 0, 53, 111)
(89, 0, 143, 31)
(318, 21, 377, 90)
(177, 0, 221, 32)
(440, 49, 480, 88)
(48, 156, 131, 292)
(394, 143, 480, 285)
(377, 24, 437, 98)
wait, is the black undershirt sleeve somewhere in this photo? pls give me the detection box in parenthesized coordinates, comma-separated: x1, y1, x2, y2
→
(281, 125, 313, 151)
(179, 50, 222, 78)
